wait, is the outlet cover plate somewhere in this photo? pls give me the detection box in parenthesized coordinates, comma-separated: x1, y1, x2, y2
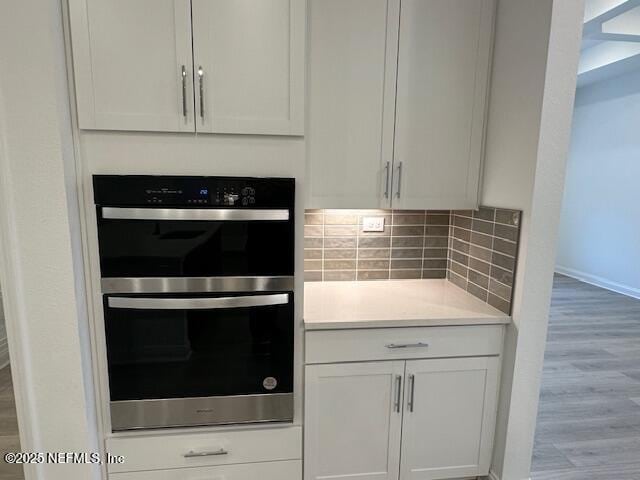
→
(362, 216, 385, 232)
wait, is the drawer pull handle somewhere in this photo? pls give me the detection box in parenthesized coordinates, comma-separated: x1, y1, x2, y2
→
(385, 342, 429, 349)
(408, 374, 415, 412)
(184, 448, 228, 458)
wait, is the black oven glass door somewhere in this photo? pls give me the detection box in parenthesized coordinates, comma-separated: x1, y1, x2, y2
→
(103, 292, 294, 402)
(96, 208, 294, 277)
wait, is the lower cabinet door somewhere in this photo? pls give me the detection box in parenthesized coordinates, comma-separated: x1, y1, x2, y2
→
(304, 361, 405, 480)
(109, 460, 301, 480)
(400, 357, 500, 480)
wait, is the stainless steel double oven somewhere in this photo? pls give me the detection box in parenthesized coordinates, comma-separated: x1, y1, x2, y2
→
(93, 175, 295, 431)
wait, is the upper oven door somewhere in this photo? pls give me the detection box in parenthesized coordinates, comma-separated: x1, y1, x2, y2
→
(96, 207, 294, 278)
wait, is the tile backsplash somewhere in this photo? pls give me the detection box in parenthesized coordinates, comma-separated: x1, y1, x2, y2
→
(447, 207, 521, 314)
(304, 207, 522, 314)
(304, 210, 450, 282)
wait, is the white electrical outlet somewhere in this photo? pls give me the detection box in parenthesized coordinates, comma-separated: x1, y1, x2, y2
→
(362, 216, 385, 232)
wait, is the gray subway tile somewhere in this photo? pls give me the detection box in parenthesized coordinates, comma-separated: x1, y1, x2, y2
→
(451, 250, 469, 266)
(304, 213, 323, 225)
(472, 218, 494, 235)
(468, 270, 489, 289)
(357, 270, 390, 281)
(324, 270, 356, 281)
(426, 214, 450, 225)
(495, 209, 520, 226)
(467, 282, 489, 302)
(470, 231, 493, 249)
(488, 294, 511, 314)
(473, 207, 495, 222)
(422, 269, 447, 279)
(304, 260, 322, 271)
(392, 236, 424, 248)
(469, 257, 491, 275)
(453, 215, 472, 230)
(491, 265, 514, 285)
(324, 225, 358, 236)
(425, 237, 449, 248)
(304, 271, 322, 282)
(451, 261, 468, 278)
(425, 226, 449, 236)
(392, 213, 426, 225)
(492, 251, 516, 272)
(452, 227, 471, 242)
(324, 237, 357, 248)
(324, 259, 356, 270)
(424, 248, 448, 259)
(489, 278, 512, 301)
(358, 259, 390, 270)
(392, 225, 424, 236)
(324, 213, 358, 225)
(324, 248, 356, 259)
(391, 269, 422, 279)
(449, 271, 468, 289)
(359, 248, 391, 259)
(493, 238, 517, 257)
(469, 244, 493, 262)
(392, 248, 423, 259)
(391, 259, 422, 269)
(304, 237, 323, 248)
(304, 225, 323, 237)
(358, 236, 391, 248)
(494, 223, 519, 242)
(304, 249, 322, 260)
(423, 259, 447, 269)
(451, 239, 470, 254)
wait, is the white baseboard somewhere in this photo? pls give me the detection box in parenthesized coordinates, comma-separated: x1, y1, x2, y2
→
(0, 335, 8, 370)
(555, 265, 640, 300)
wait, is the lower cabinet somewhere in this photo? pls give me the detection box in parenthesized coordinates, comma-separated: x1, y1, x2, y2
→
(305, 357, 500, 480)
(109, 460, 301, 480)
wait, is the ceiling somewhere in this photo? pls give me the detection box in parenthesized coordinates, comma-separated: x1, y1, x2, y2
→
(579, 0, 640, 86)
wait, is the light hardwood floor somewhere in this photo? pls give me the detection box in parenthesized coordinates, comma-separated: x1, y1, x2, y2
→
(0, 366, 23, 480)
(531, 274, 640, 479)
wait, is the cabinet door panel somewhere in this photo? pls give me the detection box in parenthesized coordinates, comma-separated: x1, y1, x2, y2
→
(400, 357, 500, 480)
(306, 0, 400, 208)
(191, 0, 304, 135)
(304, 362, 405, 480)
(69, 0, 194, 132)
(393, 0, 495, 209)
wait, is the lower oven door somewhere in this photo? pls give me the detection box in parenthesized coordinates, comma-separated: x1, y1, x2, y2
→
(103, 292, 294, 431)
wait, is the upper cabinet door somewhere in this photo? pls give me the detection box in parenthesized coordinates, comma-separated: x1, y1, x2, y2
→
(69, 0, 195, 132)
(304, 362, 404, 480)
(191, 0, 305, 135)
(400, 357, 500, 480)
(306, 0, 400, 208)
(392, 0, 496, 210)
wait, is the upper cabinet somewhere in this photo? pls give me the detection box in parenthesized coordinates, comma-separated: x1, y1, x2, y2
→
(393, 0, 495, 210)
(68, 0, 305, 135)
(306, 0, 399, 208)
(306, 0, 496, 210)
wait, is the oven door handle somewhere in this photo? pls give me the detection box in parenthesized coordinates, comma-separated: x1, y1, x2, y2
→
(107, 293, 290, 310)
(101, 207, 290, 221)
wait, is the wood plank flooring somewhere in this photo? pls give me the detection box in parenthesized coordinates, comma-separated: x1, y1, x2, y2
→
(0, 366, 23, 480)
(531, 274, 640, 479)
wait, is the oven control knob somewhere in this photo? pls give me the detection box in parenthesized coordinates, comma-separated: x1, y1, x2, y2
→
(224, 193, 240, 205)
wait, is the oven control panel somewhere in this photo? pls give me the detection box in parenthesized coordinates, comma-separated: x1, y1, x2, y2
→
(93, 175, 295, 209)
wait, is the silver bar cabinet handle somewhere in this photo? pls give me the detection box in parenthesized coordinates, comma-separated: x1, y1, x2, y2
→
(184, 448, 228, 458)
(395, 161, 403, 199)
(385, 342, 429, 349)
(108, 293, 289, 310)
(181, 65, 187, 118)
(198, 66, 205, 121)
(408, 374, 415, 412)
(394, 375, 402, 413)
(384, 162, 391, 199)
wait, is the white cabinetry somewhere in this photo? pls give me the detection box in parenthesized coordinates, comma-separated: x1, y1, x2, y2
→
(68, 0, 304, 135)
(306, 0, 399, 208)
(304, 361, 404, 480)
(69, 0, 194, 132)
(304, 326, 502, 480)
(306, 0, 496, 209)
(393, 0, 495, 209)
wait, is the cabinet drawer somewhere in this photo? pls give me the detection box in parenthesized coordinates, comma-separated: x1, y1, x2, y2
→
(109, 460, 301, 480)
(305, 325, 503, 364)
(106, 426, 301, 473)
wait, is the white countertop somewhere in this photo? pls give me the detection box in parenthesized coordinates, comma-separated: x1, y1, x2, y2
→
(304, 279, 510, 330)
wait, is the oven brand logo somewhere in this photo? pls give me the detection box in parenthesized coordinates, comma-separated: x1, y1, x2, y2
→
(263, 377, 278, 390)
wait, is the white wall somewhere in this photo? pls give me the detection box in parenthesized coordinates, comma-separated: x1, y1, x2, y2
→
(0, 0, 100, 478)
(482, 1, 584, 479)
(556, 69, 640, 298)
